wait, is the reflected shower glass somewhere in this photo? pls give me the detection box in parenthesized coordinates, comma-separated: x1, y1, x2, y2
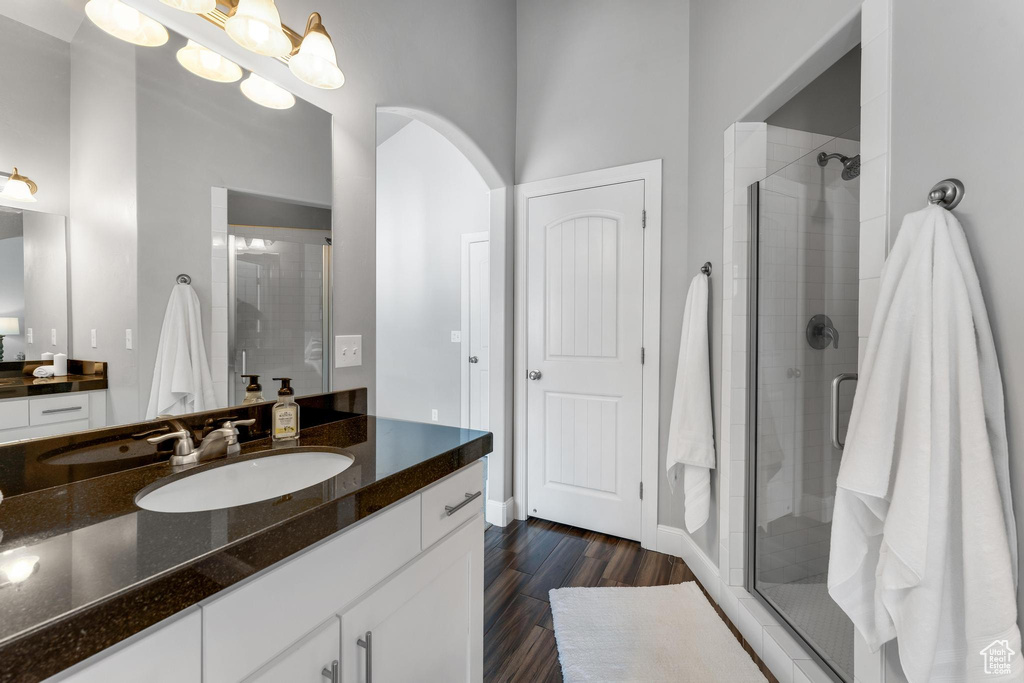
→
(228, 226, 331, 403)
(749, 125, 860, 681)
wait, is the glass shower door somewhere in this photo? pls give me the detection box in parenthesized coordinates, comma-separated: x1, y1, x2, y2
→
(747, 131, 860, 681)
(228, 229, 332, 404)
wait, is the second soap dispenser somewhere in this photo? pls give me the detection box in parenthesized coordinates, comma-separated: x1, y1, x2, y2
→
(271, 377, 299, 443)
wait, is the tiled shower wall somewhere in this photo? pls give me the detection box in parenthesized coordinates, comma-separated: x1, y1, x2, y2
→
(755, 127, 860, 586)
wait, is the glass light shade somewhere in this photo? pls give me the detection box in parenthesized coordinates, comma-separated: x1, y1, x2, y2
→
(225, 0, 292, 57)
(289, 15, 344, 90)
(0, 169, 37, 203)
(159, 0, 216, 13)
(84, 0, 169, 47)
(0, 318, 20, 335)
(177, 40, 243, 82)
(239, 73, 295, 109)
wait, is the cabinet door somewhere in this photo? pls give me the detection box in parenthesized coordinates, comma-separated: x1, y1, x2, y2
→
(341, 514, 483, 683)
(247, 618, 340, 683)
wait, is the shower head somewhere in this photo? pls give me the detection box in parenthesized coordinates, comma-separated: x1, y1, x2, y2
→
(816, 151, 861, 180)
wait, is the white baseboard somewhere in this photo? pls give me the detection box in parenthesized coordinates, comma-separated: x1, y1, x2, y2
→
(656, 524, 721, 603)
(486, 497, 514, 527)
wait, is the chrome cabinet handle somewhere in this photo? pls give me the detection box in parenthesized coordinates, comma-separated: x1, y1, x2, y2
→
(321, 660, 338, 683)
(468, 356, 479, 364)
(831, 373, 858, 450)
(41, 406, 83, 415)
(357, 631, 372, 683)
(528, 370, 542, 381)
(445, 491, 482, 516)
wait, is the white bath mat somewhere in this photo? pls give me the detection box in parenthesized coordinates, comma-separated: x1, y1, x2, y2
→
(549, 582, 767, 682)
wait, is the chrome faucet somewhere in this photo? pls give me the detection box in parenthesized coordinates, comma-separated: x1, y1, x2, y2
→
(148, 418, 255, 467)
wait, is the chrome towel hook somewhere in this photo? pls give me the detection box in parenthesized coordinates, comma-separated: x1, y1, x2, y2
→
(176, 273, 192, 285)
(928, 178, 965, 210)
(700, 261, 712, 277)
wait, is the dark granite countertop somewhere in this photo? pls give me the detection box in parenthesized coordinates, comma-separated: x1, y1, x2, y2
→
(0, 414, 491, 682)
(0, 360, 108, 400)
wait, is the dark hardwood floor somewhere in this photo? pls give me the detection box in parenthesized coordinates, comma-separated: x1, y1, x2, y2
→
(482, 518, 779, 683)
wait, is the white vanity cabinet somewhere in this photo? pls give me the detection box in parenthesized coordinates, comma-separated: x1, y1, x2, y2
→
(0, 390, 107, 444)
(48, 459, 486, 683)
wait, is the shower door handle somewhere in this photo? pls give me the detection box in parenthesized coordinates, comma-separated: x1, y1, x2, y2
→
(831, 373, 858, 450)
(241, 350, 246, 376)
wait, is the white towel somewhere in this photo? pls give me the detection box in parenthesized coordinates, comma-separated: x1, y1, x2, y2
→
(666, 273, 716, 533)
(828, 205, 1020, 682)
(145, 283, 217, 419)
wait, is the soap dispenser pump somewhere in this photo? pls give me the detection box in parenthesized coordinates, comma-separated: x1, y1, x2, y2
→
(271, 377, 299, 443)
(240, 374, 264, 404)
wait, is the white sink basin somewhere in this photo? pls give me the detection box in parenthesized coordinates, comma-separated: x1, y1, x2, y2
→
(136, 449, 355, 513)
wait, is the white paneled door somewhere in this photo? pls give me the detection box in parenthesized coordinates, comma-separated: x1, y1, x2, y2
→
(526, 181, 645, 540)
(462, 233, 490, 430)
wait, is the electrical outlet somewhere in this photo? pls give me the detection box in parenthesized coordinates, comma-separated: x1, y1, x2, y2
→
(50, 329, 56, 345)
(125, 329, 133, 350)
(90, 329, 97, 348)
(431, 409, 438, 422)
(26, 328, 32, 344)
(334, 335, 362, 368)
(451, 331, 461, 343)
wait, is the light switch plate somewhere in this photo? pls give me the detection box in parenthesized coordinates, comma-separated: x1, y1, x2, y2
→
(450, 331, 461, 343)
(334, 335, 362, 368)
(50, 329, 56, 345)
(125, 329, 133, 350)
(90, 329, 97, 348)
(26, 328, 32, 344)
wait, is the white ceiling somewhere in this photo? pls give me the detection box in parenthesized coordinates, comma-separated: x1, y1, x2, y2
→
(0, 0, 88, 43)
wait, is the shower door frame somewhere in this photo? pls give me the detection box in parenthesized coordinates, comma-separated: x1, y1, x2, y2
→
(743, 180, 846, 683)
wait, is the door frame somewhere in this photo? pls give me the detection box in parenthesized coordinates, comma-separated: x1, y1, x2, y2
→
(460, 231, 490, 428)
(513, 159, 662, 549)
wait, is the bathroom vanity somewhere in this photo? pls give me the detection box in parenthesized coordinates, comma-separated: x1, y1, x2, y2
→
(0, 390, 490, 683)
(0, 361, 108, 445)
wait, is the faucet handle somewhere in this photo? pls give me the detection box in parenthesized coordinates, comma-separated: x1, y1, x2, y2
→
(148, 430, 195, 457)
(223, 418, 255, 430)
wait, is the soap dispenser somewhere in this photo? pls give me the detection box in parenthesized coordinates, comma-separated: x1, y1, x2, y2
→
(271, 377, 299, 443)
(240, 374, 265, 404)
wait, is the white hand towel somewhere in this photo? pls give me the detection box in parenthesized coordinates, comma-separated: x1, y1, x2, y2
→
(828, 205, 1020, 682)
(666, 273, 716, 533)
(145, 283, 218, 419)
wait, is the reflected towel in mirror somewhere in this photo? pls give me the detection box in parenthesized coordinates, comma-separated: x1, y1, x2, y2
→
(146, 283, 217, 419)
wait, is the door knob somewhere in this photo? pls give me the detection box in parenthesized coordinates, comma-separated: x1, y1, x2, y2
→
(469, 356, 479, 364)
(528, 370, 542, 381)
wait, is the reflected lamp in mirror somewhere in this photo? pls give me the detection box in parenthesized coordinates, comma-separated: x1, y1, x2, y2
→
(240, 72, 295, 109)
(225, 0, 292, 58)
(84, 0, 169, 47)
(0, 169, 38, 203)
(159, 0, 216, 14)
(0, 318, 20, 362)
(289, 13, 345, 90)
(177, 40, 243, 82)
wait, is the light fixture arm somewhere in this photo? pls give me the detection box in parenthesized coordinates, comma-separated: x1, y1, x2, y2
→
(1, 168, 38, 195)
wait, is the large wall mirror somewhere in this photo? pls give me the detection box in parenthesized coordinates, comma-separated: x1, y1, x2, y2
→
(0, 1, 333, 430)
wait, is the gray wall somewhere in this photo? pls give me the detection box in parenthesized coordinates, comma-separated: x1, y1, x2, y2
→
(515, 0, 690, 532)
(888, 0, 1024, 651)
(376, 119, 490, 427)
(0, 225, 25, 360)
(765, 47, 861, 139)
(687, 0, 862, 559)
(70, 20, 139, 425)
(0, 15, 70, 216)
(135, 31, 331, 421)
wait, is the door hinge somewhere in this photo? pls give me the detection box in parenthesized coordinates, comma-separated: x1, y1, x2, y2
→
(640, 482, 644, 499)
(641, 347, 645, 364)
(642, 209, 647, 229)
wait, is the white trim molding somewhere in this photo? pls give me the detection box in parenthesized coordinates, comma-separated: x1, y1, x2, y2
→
(513, 160, 663, 550)
(485, 497, 515, 527)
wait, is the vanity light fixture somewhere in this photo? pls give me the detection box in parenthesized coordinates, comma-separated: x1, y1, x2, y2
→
(177, 40, 243, 82)
(288, 12, 344, 90)
(225, 0, 291, 58)
(240, 72, 295, 109)
(159, 0, 216, 14)
(84, 0, 169, 47)
(0, 168, 38, 203)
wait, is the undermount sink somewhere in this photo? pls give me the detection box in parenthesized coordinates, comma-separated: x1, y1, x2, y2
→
(135, 449, 355, 513)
